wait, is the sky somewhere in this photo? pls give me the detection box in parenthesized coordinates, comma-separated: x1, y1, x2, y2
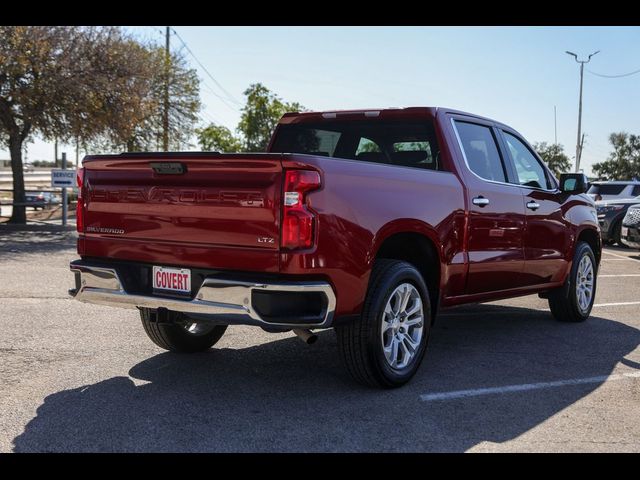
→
(4, 26, 640, 175)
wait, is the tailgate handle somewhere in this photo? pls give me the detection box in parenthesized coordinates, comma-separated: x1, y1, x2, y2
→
(150, 162, 187, 175)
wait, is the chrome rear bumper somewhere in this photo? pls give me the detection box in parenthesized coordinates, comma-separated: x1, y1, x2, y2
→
(69, 261, 336, 328)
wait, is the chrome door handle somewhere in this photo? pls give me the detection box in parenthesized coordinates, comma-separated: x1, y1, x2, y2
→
(526, 201, 540, 211)
(472, 196, 490, 207)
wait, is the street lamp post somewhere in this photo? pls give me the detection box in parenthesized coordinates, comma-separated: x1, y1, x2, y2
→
(566, 50, 600, 173)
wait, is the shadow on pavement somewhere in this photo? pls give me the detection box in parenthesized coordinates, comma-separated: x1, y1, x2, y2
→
(12, 304, 640, 452)
(603, 244, 640, 260)
(0, 229, 76, 258)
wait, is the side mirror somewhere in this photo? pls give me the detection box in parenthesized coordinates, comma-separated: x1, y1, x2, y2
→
(559, 173, 589, 194)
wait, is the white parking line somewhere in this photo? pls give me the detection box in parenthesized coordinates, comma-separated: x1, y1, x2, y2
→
(602, 250, 640, 263)
(593, 301, 640, 307)
(440, 301, 640, 317)
(599, 274, 640, 277)
(420, 371, 640, 402)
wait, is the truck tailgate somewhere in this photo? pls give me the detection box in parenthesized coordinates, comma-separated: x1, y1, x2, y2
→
(81, 153, 283, 271)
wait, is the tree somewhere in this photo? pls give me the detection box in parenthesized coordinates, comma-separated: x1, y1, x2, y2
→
(196, 124, 242, 152)
(592, 133, 640, 180)
(237, 83, 304, 151)
(0, 26, 158, 224)
(95, 47, 201, 152)
(532, 142, 571, 178)
(196, 83, 305, 153)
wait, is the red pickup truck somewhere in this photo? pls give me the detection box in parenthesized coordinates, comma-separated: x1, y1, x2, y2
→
(69, 107, 601, 388)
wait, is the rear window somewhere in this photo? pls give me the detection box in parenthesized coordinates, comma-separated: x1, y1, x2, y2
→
(271, 120, 442, 171)
(587, 184, 627, 195)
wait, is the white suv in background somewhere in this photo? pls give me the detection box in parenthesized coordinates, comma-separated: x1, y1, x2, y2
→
(587, 181, 640, 202)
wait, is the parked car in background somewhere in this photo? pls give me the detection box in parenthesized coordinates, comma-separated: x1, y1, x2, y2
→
(25, 191, 60, 210)
(587, 181, 640, 202)
(596, 195, 640, 246)
(621, 205, 640, 249)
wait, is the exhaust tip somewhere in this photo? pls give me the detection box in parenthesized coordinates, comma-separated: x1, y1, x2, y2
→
(293, 328, 318, 345)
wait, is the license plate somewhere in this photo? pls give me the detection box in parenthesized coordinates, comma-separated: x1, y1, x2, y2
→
(153, 266, 191, 293)
(621, 226, 629, 237)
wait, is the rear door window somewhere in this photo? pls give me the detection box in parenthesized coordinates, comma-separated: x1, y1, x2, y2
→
(454, 121, 507, 182)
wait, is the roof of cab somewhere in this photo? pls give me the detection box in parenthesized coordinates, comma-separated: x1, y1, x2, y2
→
(591, 180, 640, 184)
(278, 106, 509, 129)
(278, 107, 437, 124)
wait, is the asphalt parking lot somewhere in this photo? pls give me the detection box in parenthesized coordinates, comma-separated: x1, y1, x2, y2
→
(0, 228, 639, 452)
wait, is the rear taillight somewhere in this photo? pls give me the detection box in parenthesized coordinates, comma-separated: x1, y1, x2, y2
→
(76, 167, 85, 233)
(281, 169, 321, 250)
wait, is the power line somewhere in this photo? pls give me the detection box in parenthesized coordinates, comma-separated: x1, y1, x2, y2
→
(143, 27, 236, 121)
(198, 110, 223, 125)
(199, 111, 216, 123)
(169, 30, 240, 113)
(587, 67, 640, 78)
(170, 28, 241, 106)
(199, 81, 240, 113)
(148, 26, 165, 37)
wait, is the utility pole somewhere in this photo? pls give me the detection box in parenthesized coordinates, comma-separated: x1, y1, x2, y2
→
(566, 50, 599, 173)
(579, 133, 585, 172)
(162, 26, 170, 152)
(61, 152, 67, 227)
(54, 139, 58, 168)
(554, 105, 558, 145)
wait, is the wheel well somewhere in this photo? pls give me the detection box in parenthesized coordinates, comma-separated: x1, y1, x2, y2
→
(577, 228, 601, 265)
(375, 232, 440, 315)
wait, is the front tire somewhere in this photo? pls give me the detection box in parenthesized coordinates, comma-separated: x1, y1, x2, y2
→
(140, 308, 227, 353)
(611, 220, 623, 247)
(335, 259, 432, 388)
(548, 241, 597, 323)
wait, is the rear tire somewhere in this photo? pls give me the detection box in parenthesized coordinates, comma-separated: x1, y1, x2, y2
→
(140, 308, 227, 353)
(335, 259, 432, 388)
(548, 241, 597, 323)
(612, 220, 625, 247)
